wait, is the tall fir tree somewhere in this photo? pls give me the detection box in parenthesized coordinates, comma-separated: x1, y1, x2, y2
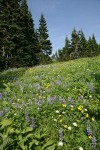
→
(20, 0, 37, 66)
(91, 34, 99, 56)
(58, 36, 71, 61)
(38, 13, 52, 64)
(0, 0, 24, 69)
(79, 30, 87, 57)
(70, 28, 80, 59)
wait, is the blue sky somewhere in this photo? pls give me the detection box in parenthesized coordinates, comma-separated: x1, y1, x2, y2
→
(27, 0, 100, 53)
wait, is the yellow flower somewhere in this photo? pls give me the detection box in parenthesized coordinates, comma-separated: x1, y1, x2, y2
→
(59, 119, 62, 123)
(43, 96, 46, 99)
(88, 135, 92, 139)
(64, 125, 68, 128)
(62, 104, 67, 107)
(92, 117, 95, 121)
(86, 113, 89, 118)
(81, 110, 84, 114)
(78, 105, 83, 111)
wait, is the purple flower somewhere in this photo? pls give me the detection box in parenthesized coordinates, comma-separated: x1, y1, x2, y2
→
(30, 117, 35, 128)
(0, 93, 3, 99)
(68, 97, 74, 104)
(92, 135, 96, 150)
(78, 95, 84, 101)
(0, 110, 4, 117)
(88, 82, 94, 93)
(25, 111, 30, 123)
(59, 128, 63, 142)
(16, 104, 20, 110)
(86, 121, 92, 136)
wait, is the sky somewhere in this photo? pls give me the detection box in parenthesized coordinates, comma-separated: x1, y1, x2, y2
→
(27, 0, 100, 54)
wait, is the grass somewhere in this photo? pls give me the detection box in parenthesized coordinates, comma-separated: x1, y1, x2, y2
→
(0, 56, 100, 150)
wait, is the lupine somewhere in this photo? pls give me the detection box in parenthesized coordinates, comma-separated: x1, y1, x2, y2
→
(78, 95, 84, 101)
(86, 121, 92, 136)
(92, 135, 96, 150)
(0, 110, 4, 117)
(59, 128, 63, 142)
(88, 81, 94, 93)
(16, 104, 20, 111)
(25, 111, 30, 123)
(68, 97, 74, 104)
(0, 93, 3, 99)
(30, 117, 35, 128)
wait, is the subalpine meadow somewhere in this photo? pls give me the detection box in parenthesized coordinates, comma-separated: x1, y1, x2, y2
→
(0, 56, 100, 150)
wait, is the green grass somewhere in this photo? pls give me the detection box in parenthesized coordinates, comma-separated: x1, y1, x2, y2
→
(0, 56, 100, 150)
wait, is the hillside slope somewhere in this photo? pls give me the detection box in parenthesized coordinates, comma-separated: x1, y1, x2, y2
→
(0, 56, 100, 149)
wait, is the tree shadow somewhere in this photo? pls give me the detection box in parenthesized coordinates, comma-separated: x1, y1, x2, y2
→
(0, 68, 27, 92)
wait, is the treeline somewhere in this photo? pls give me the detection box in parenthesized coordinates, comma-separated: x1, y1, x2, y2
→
(0, 0, 52, 70)
(52, 28, 100, 61)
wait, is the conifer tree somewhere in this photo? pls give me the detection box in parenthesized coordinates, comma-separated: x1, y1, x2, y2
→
(20, 0, 37, 66)
(91, 34, 98, 56)
(57, 36, 71, 61)
(38, 13, 52, 64)
(0, 0, 24, 68)
(86, 36, 93, 57)
(79, 30, 87, 57)
(70, 28, 80, 59)
(63, 36, 71, 60)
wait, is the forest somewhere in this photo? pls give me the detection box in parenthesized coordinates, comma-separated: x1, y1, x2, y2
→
(0, 0, 100, 71)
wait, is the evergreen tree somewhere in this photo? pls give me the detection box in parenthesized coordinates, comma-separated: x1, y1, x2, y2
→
(0, 0, 24, 69)
(86, 36, 93, 57)
(20, 0, 37, 66)
(91, 34, 98, 56)
(38, 13, 52, 64)
(63, 36, 71, 60)
(57, 36, 71, 61)
(70, 28, 80, 59)
(98, 43, 100, 55)
(79, 30, 87, 57)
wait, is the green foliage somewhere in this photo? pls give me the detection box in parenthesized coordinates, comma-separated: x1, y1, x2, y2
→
(56, 28, 99, 62)
(38, 13, 52, 64)
(0, 1, 52, 70)
(0, 56, 100, 149)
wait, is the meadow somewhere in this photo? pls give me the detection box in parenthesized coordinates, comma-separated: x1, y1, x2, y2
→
(0, 56, 100, 150)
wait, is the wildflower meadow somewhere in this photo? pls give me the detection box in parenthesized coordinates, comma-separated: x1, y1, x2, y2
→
(0, 56, 100, 150)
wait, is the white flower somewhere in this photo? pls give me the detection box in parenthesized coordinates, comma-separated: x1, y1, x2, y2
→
(54, 119, 57, 122)
(84, 109, 87, 111)
(72, 122, 77, 127)
(89, 95, 92, 98)
(68, 126, 71, 130)
(56, 110, 59, 113)
(58, 141, 63, 146)
(70, 105, 74, 108)
(79, 147, 84, 150)
(62, 111, 66, 114)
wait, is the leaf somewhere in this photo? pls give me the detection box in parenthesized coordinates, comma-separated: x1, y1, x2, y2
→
(25, 127, 33, 132)
(1, 119, 12, 128)
(15, 129, 20, 134)
(29, 140, 39, 148)
(35, 146, 42, 150)
(23, 134, 33, 142)
(42, 140, 54, 150)
(19, 142, 25, 150)
(18, 135, 23, 141)
(46, 144, 56, 150)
